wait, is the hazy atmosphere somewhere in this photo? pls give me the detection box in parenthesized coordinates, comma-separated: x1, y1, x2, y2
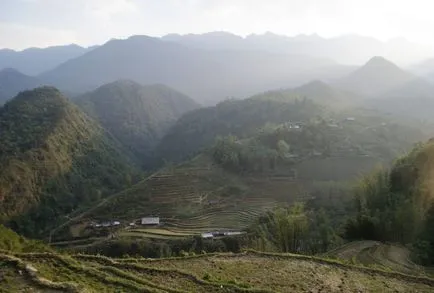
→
(2, 1, 434, 292)
(2, 0, 434, 49)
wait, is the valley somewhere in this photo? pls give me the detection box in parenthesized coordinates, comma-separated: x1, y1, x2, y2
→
(2, 18, 434, 291)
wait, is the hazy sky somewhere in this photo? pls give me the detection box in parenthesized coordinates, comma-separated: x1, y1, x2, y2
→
(1, 0, 434, 50)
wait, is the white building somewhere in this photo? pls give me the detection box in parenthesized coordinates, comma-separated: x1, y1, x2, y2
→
(201, 232, 214, 239)
(141, 217, 160, 225)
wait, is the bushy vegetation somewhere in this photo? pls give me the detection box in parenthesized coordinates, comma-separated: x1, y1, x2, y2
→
(249, 203, 342, 254)
(74, 235, 246, 258)
(0, 225, 48, 252)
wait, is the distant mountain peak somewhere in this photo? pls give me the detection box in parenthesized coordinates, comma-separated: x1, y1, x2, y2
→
(300, 80, 330, 88)
(337, 56, 415, 96)
(364, 56, 398, 68)
(0, 67, 22, 75)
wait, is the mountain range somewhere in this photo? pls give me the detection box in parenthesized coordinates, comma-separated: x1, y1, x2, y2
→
(162, 32, 434, 66)
(0, 68, 42, 104)
(0, 44, 92, 75)
(39, 35, 340, 104)
(1, 32, 433, 107)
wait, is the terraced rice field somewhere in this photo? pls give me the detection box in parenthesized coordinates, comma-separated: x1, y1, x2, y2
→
(2, 250, 434, 292)
(57, 158, 308, 244)
(325, 241, 432, 277)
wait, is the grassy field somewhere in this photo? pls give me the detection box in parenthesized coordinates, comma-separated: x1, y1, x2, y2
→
(1, 249, 434, 292)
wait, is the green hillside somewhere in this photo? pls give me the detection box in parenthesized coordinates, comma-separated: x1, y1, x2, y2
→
(76, 80, 199, 167)
(156, 92, 323, 163)
(0, 87, 138, 238)
(1, 250, 433, 292)
(51, 112, 425, 247)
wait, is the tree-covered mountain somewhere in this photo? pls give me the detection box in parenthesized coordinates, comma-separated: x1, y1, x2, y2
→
(155, 92, 324, 163)
(39, 35, 338, 104)
(0, 44, 91, 75)
(75, 80, 198, 167)
(337, 56, 417, 96)
(0, 68, 42, 104)
(0, 87, 138, 237)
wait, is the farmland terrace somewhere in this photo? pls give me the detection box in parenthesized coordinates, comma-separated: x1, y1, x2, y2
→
(1, 250, 434, 292)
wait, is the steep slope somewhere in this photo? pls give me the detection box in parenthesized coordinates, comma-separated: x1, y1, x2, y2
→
(39, 35, 336, 104)
(0, 225, 49, 253)
(0, 68, 42, 104)
(0, 87, 138, 237)
(156, 92, 322, 163)
(0, 44, 91, 75)
(76, 80, 199, 167)
(337, 56, 416, 96)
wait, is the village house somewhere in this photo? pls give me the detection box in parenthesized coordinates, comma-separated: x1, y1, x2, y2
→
(141, 216, 160, 225)
(201, 232, 214, 239)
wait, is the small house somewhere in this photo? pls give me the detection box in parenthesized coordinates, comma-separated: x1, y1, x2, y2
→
(201, 232, 214, 239)
(102, 222, 111, 227)
(141, 217, 160, 225)
(223, 231, 245, 236)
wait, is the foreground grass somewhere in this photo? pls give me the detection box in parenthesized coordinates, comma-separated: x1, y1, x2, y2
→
(1, 250, 434, 292)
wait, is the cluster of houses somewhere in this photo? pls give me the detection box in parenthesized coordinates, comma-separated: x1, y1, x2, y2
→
(91, 221, 121, 228)
(200, 231, 245, 239)
(90, 216, 160, 228)
(90, 217, 246, 240)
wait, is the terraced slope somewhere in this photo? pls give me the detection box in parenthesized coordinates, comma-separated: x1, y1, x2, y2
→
(325, 241, 430, 276)
(53, 156, 306, 243)
(1, 251, 434, 292)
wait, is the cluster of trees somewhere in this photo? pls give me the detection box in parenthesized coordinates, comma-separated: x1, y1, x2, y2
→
(249, 203, 342, 254)
(344, 141, 434, 265)
(77, 235, 247, 258)
(156, 95, 322, 164)
(211, 135, 285, 172)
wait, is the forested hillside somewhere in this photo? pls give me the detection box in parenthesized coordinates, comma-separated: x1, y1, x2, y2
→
(156, 92, 323, 163)
(0, 87, 139, 237)
(346, 139, 434, 265)
(76, 80, 198, 167)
